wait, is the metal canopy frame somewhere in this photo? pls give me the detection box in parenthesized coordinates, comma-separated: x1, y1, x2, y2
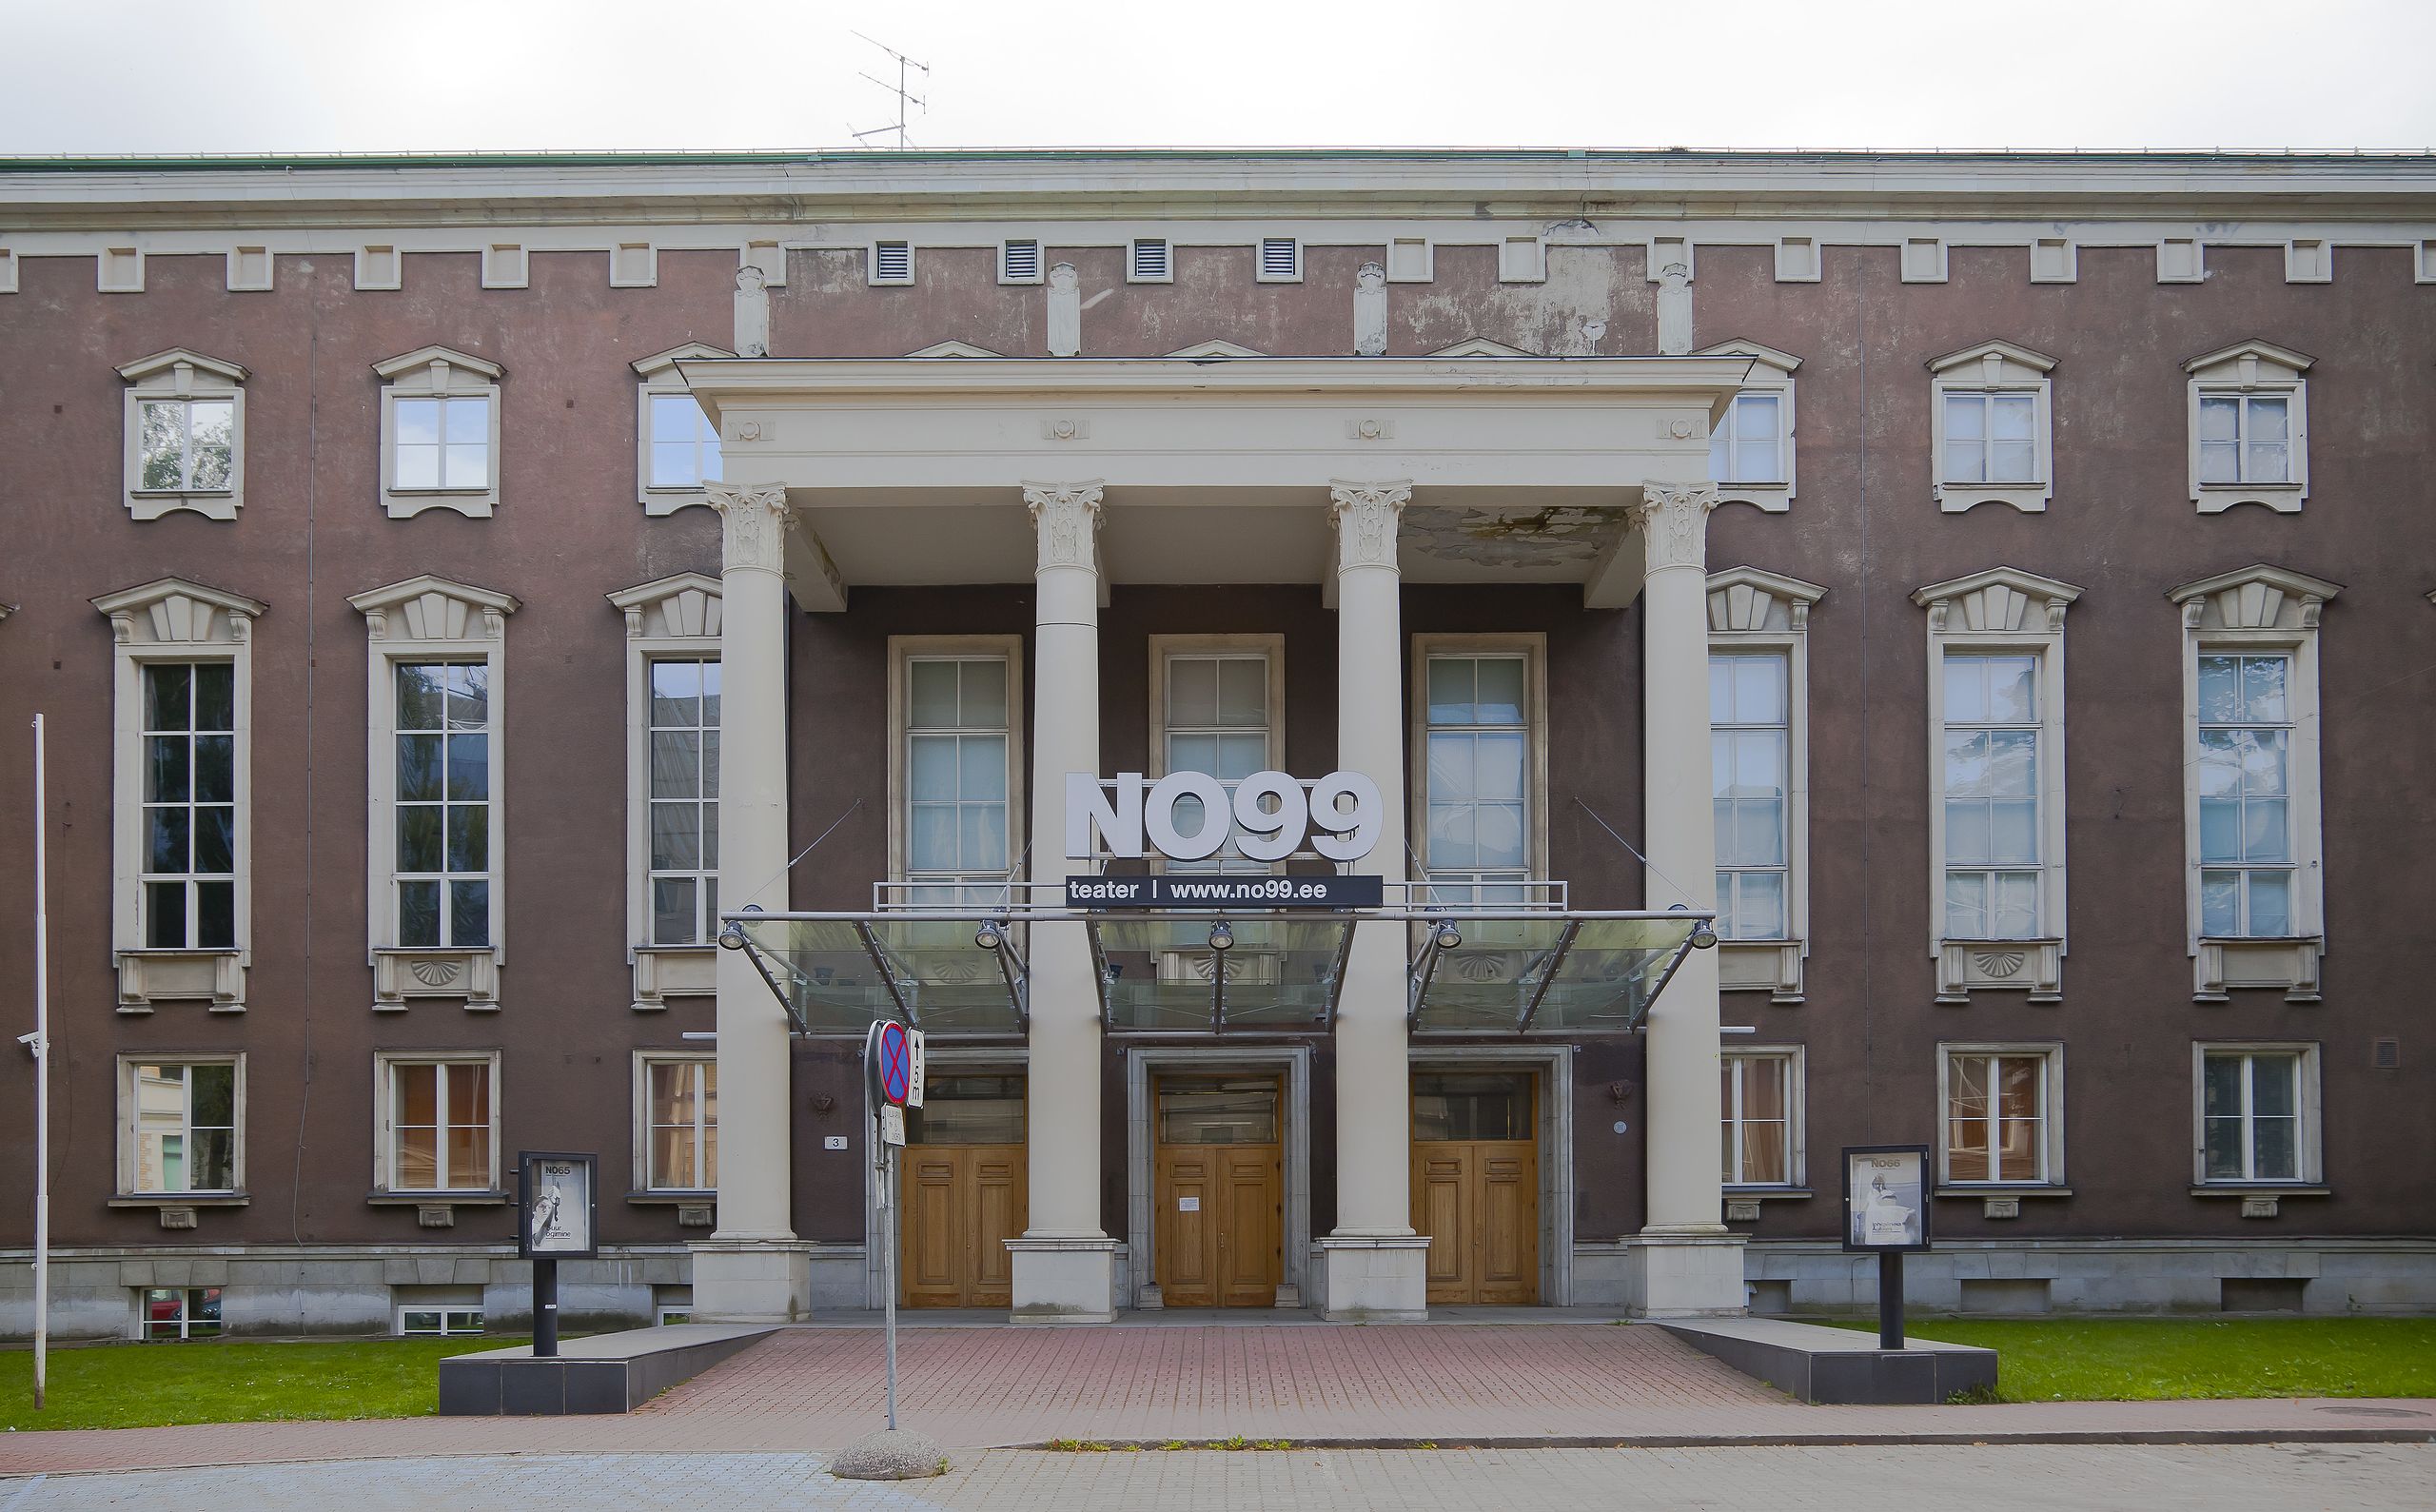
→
(722, 894, 1713, 1041)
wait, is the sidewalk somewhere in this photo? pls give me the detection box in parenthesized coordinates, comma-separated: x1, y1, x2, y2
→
(4, 1323, 2430, 1476)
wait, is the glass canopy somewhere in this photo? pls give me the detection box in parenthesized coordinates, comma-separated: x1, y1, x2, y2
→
(724, 907, 1708, 1039)
(1405, 914, 1704, 1033)
(729, 915, 1028, 1037)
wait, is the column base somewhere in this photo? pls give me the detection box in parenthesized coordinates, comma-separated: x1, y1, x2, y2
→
(1008, 1236, 1120, 1324)
(690, 1237, 814, 1324)
(1317, 1235, 1431, 1322)
(1626, 1228, 1748, 1318)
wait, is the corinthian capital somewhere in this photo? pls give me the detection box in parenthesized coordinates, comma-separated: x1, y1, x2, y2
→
(1628, 481, 1718, 574)
(1023, 480, 1104, 573)
(1329, 480, 1411, 575)
(706, 482, 795, 575)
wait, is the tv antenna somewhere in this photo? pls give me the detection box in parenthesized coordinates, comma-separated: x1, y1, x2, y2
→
(850, 32, 929, 150)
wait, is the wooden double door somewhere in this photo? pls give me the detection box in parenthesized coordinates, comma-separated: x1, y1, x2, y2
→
(899, 1072, 1027, 1308)
(1153, 1075, 1283, 1307)
(1411, 1071, 1540, 1306)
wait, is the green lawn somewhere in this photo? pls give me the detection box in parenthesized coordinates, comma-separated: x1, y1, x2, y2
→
(1, 1335, 521, 1431)
(1825, 1317, 2436, 1402)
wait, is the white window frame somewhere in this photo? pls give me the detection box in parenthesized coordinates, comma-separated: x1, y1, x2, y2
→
(1935, 1042, 2066, 1189)
(2192, 1042, 2322, 1188)
(1409, 634, 1548, 906)
(1695, 341, 1800, 512)
(396, 1305, 486, 1336)
(1720, 1046, 1805, 1189)
(116, 1053, 246, 1199)
(1706, 568, 1824, 1003)
(133, 1286, 222, 1342)
(886, 636, 1026, 899)
(1147, 635, 1287, 874)
(373, 1051, 502, 1195)
(2171, 565, 2338, 1002)
(1927, 340, 2057, 515)
(635, 1050, 718, 1194)
(374, 345, 504, 519)
(93, 579, 264, 1013)
(1915, 568, 2079, 1004)
(2184, 340, 2312, 514)
(630, 343, 734, 515)
(350, 577, 519, 1011)
(117, 348, 247, 521)
(611, 574, 725, 1010)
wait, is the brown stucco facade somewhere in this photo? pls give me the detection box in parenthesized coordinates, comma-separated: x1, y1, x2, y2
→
(1, 151, 2431, 1336)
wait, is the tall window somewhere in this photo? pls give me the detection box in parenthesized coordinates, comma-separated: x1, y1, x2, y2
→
(377, 346, 503, 519)
(1940, 391, 2039, 484)
(137, 397, 235, 493)
(906, 657, 1011, 903)
(645, 1057, 718, 1191)
(395, 663, 491, 949)
(2199, 653, 2293, 937)
(1942, 654, 2041, 940)
(1711, 652, 1789, 940)
(646, 395, 723, 490)
(649, 658, 720, 945)
(1163, 652, 1270, 873)
(1720, 1052, 1794, 1186)
(387, 1059, 495, 1192)
(1944, 1051, 2049, 1184)
(128, 1061, 236, 1193)
(142, 661, 236, 950)
(1710, 393, 1785, 485)
(2201, 1050, 2302, 1183)
(1424, 654, 1529, 904)
(2198, 395, 2289, 485)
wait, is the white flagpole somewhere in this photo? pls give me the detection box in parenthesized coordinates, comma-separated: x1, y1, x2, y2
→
(29, 713, 51, 1410)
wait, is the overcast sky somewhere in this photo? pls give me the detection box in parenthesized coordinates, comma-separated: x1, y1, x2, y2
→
(5, 0, 2431, 157)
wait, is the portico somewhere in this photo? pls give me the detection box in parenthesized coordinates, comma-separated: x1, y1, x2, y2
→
(684, 355, 1753, 1325)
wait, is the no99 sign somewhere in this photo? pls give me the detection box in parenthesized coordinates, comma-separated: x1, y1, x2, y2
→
(1067, 770, 1384, 863)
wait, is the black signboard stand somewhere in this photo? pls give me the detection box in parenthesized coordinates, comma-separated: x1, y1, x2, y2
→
(1840, 1144, 1932, 1353)
(519, 1151, 599, 1360)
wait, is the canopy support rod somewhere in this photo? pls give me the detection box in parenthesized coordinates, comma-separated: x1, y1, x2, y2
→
(1405, 922, 1444, 1031)
(1087, 923, 1115, 1031)
(1325, 920, 1359, 1033)
(1628, 935, 1704, 1034)
(853, 920, 917, 1028)
(1210, 938, 1228, 1033)
(736, 935, 812, 1038)
(1517, 918, 1583, 1034)
(994, 933, 1031, 1035)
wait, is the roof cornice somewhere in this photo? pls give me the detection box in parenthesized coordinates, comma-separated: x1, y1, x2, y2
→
(5, 149, 2434, 230)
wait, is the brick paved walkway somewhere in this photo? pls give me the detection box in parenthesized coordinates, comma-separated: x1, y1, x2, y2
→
(2, 1324, 2430, 1477)
(7, 1444, 2435, 1511)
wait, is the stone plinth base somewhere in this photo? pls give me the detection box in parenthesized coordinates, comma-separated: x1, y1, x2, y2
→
(691, 1238, 814, 1323)
(1630, 1230, 1749, 1317)
(1318, 1235, 1431, 1322)
(1660, 1315, 1996, 1404)
(439, 1323, 772, 1415)
(1009, 1236, 1120, 1323)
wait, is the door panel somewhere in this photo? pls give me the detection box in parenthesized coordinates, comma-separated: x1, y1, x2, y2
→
(1153, 1075, 1283, 1308)
(969, 1151, 1023, 1306)
(1410, 1071, 1539, 1306)
(898, 1072, 1028, 1308)
(902, 1153, 961, 1306)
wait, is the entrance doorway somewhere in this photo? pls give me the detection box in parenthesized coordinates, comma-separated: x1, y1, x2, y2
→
(900, 1072, 1027, 1307)
(1152, 1075, 1284, 1307)
(1411, 1070, 1539, 1305)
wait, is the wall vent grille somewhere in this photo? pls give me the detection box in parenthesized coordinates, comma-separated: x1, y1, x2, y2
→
(1258, 237, 1301, 281)
(1000, 239, 1041, 283)
(1130, 238, 1171, 282)
(872, 241, 914, 285)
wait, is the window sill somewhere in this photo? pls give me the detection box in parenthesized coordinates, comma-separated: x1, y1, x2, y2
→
(2190, 1185, 2329, 1199)
(634, 945, 717, 1011)
(1935, 1185, 2072, 1198)
(110, 1192, 249, 1208)
(1714, 483, 1792, 515)
(130, 489, 237, 501)
(117, 948, 246, 1012)
(372, 947, 501, 1011)
(640, 487, 714, 519)
(1935, 938, 2063, 1003)
(1718, 939, 1804, 1002)
(2194, 483, 2304, 516)
(2194, 937, 2324, 1003)
(366, 1190, 508, 1206)
(1935, 481, 2050, 515)
(625, 1189, 716, 1204)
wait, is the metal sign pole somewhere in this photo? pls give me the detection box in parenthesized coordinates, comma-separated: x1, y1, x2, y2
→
(29, 714, 50, 1411)
(882, 1138, 899, 1433)
(1877, 1250, 1906, 1351)
(534, 1256, 560, 1357)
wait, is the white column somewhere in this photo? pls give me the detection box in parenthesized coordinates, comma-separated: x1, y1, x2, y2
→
(693, 481, 812, 1322)
(1629, 480, 1745, 1315)
(1319, 481, 1431, 1321)
(1008, 481, 1121, 1322)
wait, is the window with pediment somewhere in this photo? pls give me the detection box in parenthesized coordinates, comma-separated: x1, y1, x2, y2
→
(118, 349, 247, 520)
(1928, 340, 2056, 515)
